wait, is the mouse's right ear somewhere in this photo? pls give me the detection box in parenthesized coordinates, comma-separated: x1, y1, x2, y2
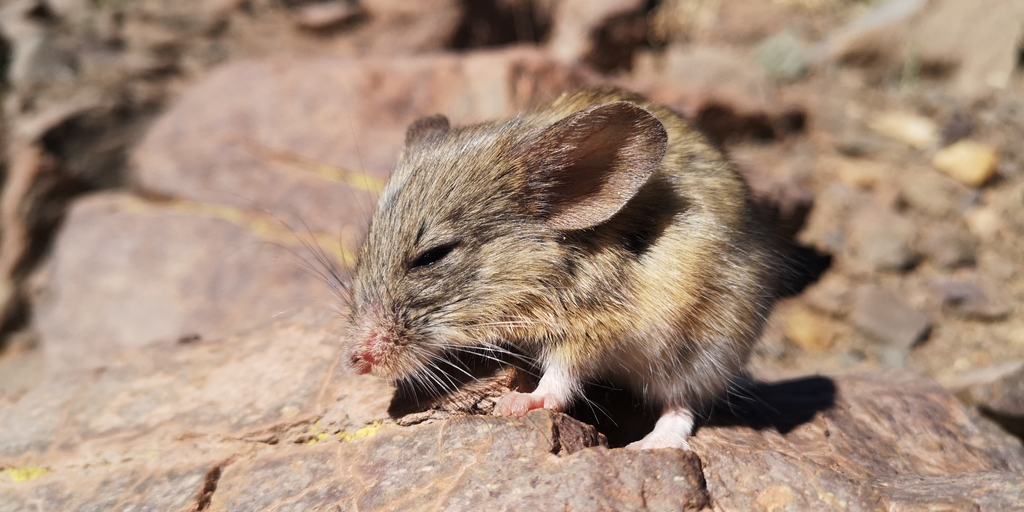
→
(405, 114, 450, 147)
(517, 101, 668, 231)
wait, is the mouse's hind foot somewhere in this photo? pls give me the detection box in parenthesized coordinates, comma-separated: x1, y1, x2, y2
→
(626, 404, 694, 450)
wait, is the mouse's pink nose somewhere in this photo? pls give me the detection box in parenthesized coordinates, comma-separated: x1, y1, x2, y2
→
(350, 349, 377, 375)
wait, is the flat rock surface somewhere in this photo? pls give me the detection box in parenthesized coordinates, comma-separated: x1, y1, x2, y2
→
(30, 193, 340, 369)
(2, 318, 1022, 510)
(130, 49, 596, 238)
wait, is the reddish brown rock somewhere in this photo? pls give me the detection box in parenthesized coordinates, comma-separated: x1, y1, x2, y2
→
(130, 49, 596, 238)
(212, 411, 708, 511)
(546, 0, 650, 71)
(630, 46, 805, 145)
(4, 331, 1022, 511)
(29, 193, 344, 369)
(692, 374, 1024, 510)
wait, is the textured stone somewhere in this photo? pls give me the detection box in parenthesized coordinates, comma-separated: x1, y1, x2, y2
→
(3, 319, 1023, 510)
(849, 209, 919, 272)
(212, 411, 708, 511)
(850, 285, 931, 348)
(631, 45, 803, 145)
(933, 140, 1000, 187)
(130, 49, 595, 238)
(900, 172, 970, 217)
(868, 111, 939, 150)
(951, 361, 1024, 438)
(921, 228, 978, 269)
(694, 375, 1024, 511)
(782, 306, 837, 352)
(929, 278, 1009, 322)
(546, 0, 648, 70)
(30, 193, 341, 369)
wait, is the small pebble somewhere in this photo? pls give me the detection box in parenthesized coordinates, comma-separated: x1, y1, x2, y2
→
(964, 207, 1003, 240)
(932, 140, 999, 186)
(900, 173, 967, 217)
(850, 285, 932, 349)
(756, 31, 807, 82)
(868, 112, 939, 150)
(783, 307, 837, 352)
(920, 228, 977, 269)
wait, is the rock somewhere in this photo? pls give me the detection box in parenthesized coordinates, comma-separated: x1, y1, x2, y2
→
(756, 30, 807, 82)
(291, 1, 365, 30)
(4, 316, 1024, 509)
(631, 45, 804, 145)
(921, 228, 977, 269)
(130, 49, 595, 237)
(212, 411, 709, 511)
(0, 316, 393, 464)
(932, 140, 1000, 187)
(782, 306, 837, 352)
(950, 361, 1024, 439)
(965, 206, 1004, 240)
(850, 284, 931, 349)
(820, 0, 1024, 99)
(30, 193, 340, 370)
(694, 375, 1024, 510)
(798, 183, 862, 254)
(929, 278, 1010, 322)
(546, 0, 648, 71)
(817, 0, 926, 66)
(849, 209, 918, 272)
(940, 111, 975, 146)
(867, 111, 939, 150)
(832, 157, 887, 190)
(912, 0, 1024, 98)
(801, 275, 851, 317)
(899, 171, 970, 217)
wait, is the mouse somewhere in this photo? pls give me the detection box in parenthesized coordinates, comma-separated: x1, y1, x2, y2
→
(344, 85, 781, 449)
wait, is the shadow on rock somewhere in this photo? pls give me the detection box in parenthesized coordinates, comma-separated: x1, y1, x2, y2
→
(708, 375, 838, 433)
(384, 349, 836, 448)
(570, 374, 838, 447)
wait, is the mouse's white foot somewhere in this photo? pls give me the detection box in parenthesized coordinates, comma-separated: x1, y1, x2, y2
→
(626, 404, 695, 450)
(493, 391, 561, 417)
(493, 359, 577, 417)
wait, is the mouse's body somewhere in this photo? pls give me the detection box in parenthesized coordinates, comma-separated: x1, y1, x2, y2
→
(345, 86, 779, 449)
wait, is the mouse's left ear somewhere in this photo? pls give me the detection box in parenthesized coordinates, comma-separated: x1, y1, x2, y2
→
(519, 101, 668, 230)
(405, 114, 450, 147)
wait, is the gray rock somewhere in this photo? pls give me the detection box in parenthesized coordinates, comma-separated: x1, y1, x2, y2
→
(757, 30, 807, 82)
(950, 361, 1024, 438)
(850, 211, 919, 272)
(900, 172, 970, 218)
(929, 278, 1010, 321)
(921, 228, 978, 269)
(850, 285, 932, 348)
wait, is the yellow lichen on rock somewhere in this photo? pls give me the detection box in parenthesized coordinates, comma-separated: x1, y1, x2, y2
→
(339, 421, 389, 442)
(3, 467, 48, 483)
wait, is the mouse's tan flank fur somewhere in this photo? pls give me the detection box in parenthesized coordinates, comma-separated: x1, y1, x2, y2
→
(345, 86, 780, 449)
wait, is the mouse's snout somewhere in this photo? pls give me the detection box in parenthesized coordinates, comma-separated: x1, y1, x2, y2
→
(347, 305, 413, 379)
(349, 348, 376, 375)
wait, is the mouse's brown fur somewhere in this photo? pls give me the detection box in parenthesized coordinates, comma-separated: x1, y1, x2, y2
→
(346, 85, 780, 448)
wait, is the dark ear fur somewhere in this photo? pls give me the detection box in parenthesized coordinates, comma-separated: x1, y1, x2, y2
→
(405, 114, 450, 146)
(519, 101, 668, 230)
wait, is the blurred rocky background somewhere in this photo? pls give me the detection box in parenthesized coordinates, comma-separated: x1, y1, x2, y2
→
(1, 0, 1023, 509)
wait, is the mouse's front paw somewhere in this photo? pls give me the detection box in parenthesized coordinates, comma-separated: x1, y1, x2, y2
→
(493, 392, 550, 417)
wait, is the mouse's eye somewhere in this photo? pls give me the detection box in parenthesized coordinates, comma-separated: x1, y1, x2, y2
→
(410, 243, 457, 269)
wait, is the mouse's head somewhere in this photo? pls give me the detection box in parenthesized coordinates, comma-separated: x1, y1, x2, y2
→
(345, 100, 667, 382)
